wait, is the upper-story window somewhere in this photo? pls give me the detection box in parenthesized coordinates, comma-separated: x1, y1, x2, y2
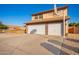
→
(39, 14, 43, 19)
(34, 14, 43, 19)
(35, 16, 38, 19)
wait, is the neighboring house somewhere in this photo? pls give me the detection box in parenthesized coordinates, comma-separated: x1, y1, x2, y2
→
(8, 25, 20, 31)
(25, 6, 70, 36)
(7, 25, 25, 33)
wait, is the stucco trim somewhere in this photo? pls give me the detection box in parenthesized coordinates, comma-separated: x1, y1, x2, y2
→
(26, 16, 70, 25)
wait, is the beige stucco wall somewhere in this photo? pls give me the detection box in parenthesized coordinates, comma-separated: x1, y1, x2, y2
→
(32, 8, 68, 20)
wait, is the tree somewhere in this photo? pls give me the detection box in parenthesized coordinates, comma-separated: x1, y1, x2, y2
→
(69, 23, 73, 26)
(0, 25, 8, 29)
(69, 22, 78, 27)
(0, 21, 8, 30)
(76, 23, 79, 26)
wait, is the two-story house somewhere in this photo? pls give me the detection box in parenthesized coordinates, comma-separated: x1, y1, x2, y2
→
(25, 6, 70, 36)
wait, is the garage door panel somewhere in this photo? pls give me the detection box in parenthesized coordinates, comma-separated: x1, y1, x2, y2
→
(48, 23, 63, 36)
(28, 24, 45, 34)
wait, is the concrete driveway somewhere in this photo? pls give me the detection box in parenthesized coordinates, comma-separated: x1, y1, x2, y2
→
(0, 33, 53, 55)
(0, 33, 78, 55)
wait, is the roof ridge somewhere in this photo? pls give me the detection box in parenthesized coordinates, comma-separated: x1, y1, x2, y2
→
(32, 5, 68, 16)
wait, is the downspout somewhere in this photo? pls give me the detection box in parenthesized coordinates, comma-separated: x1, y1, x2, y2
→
(63, 11, 66, 38)
(54, 4, 58, 15)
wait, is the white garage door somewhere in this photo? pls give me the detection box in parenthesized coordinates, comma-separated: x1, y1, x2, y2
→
(28, 24, 45, 34)
(48, 23, 63, 36)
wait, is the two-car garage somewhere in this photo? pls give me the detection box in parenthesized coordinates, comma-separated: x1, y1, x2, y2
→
(26, 5, 70, 36)
(27, 22, 63, 36)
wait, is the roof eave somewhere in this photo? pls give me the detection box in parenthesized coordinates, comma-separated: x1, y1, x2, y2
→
(32, 5, 68, 16)
(26, 16, 70, 25)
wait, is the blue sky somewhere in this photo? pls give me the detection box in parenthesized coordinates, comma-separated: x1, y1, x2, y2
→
(0, 4, 79, 26)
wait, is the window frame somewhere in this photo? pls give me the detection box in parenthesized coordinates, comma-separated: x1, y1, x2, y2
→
(34, 16, 38, 19)
(39, 14, 43, 19)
